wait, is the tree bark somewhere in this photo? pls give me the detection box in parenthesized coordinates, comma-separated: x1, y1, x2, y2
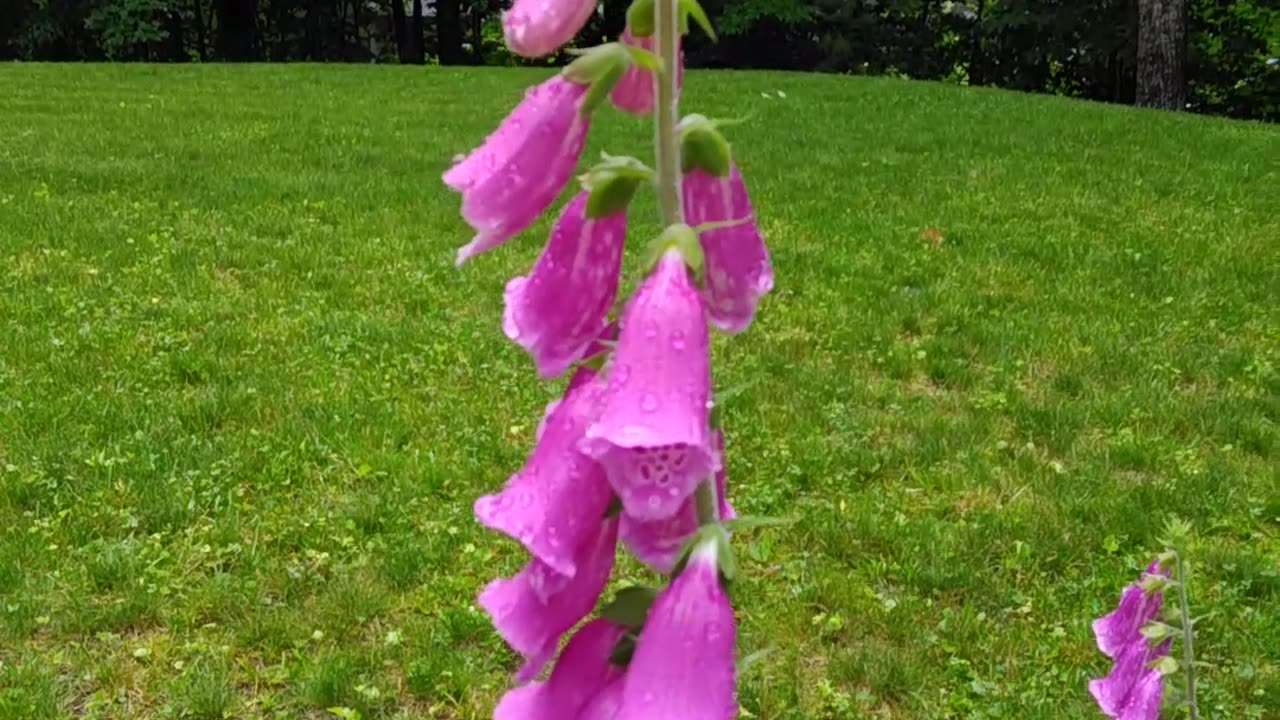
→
(390, 0, 411, 62)
(435, 0, 465, 65)
(1135, 0, 1186, 110)
(409, 0, 426, 63)
(213, 0, 259, 60)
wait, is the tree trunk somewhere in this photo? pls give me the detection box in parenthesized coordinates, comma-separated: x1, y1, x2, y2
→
(409, 0, 426, 64)
(436, 0, 465, 65)
(391, 0, 411, 62)
(193, 0, 208, 61)
(213, 0, 259, 60)
(1135, 0, 1186, 109)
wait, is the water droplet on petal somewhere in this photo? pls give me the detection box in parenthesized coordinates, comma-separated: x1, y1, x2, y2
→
(641, 393, 659, 412)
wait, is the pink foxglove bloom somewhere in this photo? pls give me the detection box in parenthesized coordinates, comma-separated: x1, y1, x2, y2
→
(494, 618, 626, 720)
(444, 75, 590, 265)
(581, 248, 715, 521)
(578, 676, 625, 720)
(474, 368, 611, 577)
(1088, 559, 1173, 720)
(682, 164, 774, 333)
(620, 430, 734, 572)
(504, 192, 628, 378)
(504, 0, 598, 58)
(479, 516, 620, 681)
(1092, 560, 1169, 658)
(616, 540, 736, 720)
(610, 31, 684, 115)
(1089, 639, 1169, 719)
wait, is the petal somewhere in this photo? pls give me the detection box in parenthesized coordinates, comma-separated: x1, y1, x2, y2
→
(1092, 560, 1168, 658)
(494, 618, 627, 720)
(681, 166, 773, 333)
(581, 249, 714, 521)
(619, 430, 735, 573)
(504, 0, 599, 58)
(446, 76, 590, 265)
(1089, 639, 1170, 718)
(504, 193, 628, 379)
(577, 676, 625, 720)
(1116, 669, 1164, 720)
(475, 368, 611, 578)
(479, 516, 619, 682)
(610, 32, 683, 115)
(616, 542, 736, 720)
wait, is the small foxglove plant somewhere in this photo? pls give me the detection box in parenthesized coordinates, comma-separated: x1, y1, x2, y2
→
(444, 0, 769, 717)
(1090, 521, 1200, 720)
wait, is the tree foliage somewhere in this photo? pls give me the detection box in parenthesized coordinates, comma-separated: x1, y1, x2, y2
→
(1, 0, 1275, 120)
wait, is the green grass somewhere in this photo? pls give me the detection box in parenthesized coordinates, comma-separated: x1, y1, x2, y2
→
(0, 63, 1277, 719)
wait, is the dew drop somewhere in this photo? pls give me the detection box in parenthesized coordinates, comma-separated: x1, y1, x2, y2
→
(640, 393, 659, 412)
(670, 330, 686, 351)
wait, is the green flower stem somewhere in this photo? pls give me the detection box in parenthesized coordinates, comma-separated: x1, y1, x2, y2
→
(1176, 551, 1199, 720)
(652, 0, 716, 527)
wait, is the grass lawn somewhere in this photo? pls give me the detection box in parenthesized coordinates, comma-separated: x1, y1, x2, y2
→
(0, 63, 1277, 720)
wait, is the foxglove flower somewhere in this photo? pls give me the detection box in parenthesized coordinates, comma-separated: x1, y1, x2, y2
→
(479, 516, 620, 681)
(494, 618, 626, 720)
(620, 430, 734, 572)
(682, 163, 773, 334)
(503, 175, 636, 377)
(504, 0, 599, 58)
(1088, 558, 1173, 720)
(444, 75, 590, 265)
(610, 31, 683, 115)
(1092, 559, 1170, 658)
(1089, 640, 1168, 720)
(616, 539, 736, 720)
(474, 368, 611, 577)
(581, 247, 715, 521)
(578, 676, 625, 720)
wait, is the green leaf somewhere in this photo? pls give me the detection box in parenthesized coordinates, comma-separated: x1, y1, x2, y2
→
(624, 43, 663, 72)
(1150, 655, 1180, 676)
(600, 586, 658, 630)
(626, 0, 655, 36)
(609, 631, 638, 666)
(679, 0, 717, 41)
(1140, 621, 1177, 641)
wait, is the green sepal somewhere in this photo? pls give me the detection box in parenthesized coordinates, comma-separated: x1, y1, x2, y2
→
(624, 43, 663, 72)
(643, 223, 703, 278)
(609, 631, 638, 666)
(581, 154, 654, 218)
(1139, 621, 1177, 642)
(678, 114, 733, 177)
(679, 0, 716, 41)
(723, 515, 795, 532)
(564, 43, 632, 115)
(600, 586, 659, 631)
(1150, 655, 1180, 676)
(626, 0, 655, 36)
(1139, 571, 1170, 594)
(671, 525, 735, 585)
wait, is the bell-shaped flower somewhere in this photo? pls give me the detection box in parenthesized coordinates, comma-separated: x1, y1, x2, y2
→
(616, 538, 736, 720)
(445, 46, 631, 266)
(494, 618, 626, 720)
(1092, 559, 1171, 658)
(577, 676, 625, 720)
(503, 158, 650, 378)
(610, 30, 683, 115)
(444, 74, 589, 265)
(619, 430, 734, 572)
(479, 516, 620, 682)
(1088, 639, 1169, 720)
(679, 116, 773, 333)
(474, 368, 611, 577)
(504, 0, 599, 58)
(581, 244, 714, 522)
